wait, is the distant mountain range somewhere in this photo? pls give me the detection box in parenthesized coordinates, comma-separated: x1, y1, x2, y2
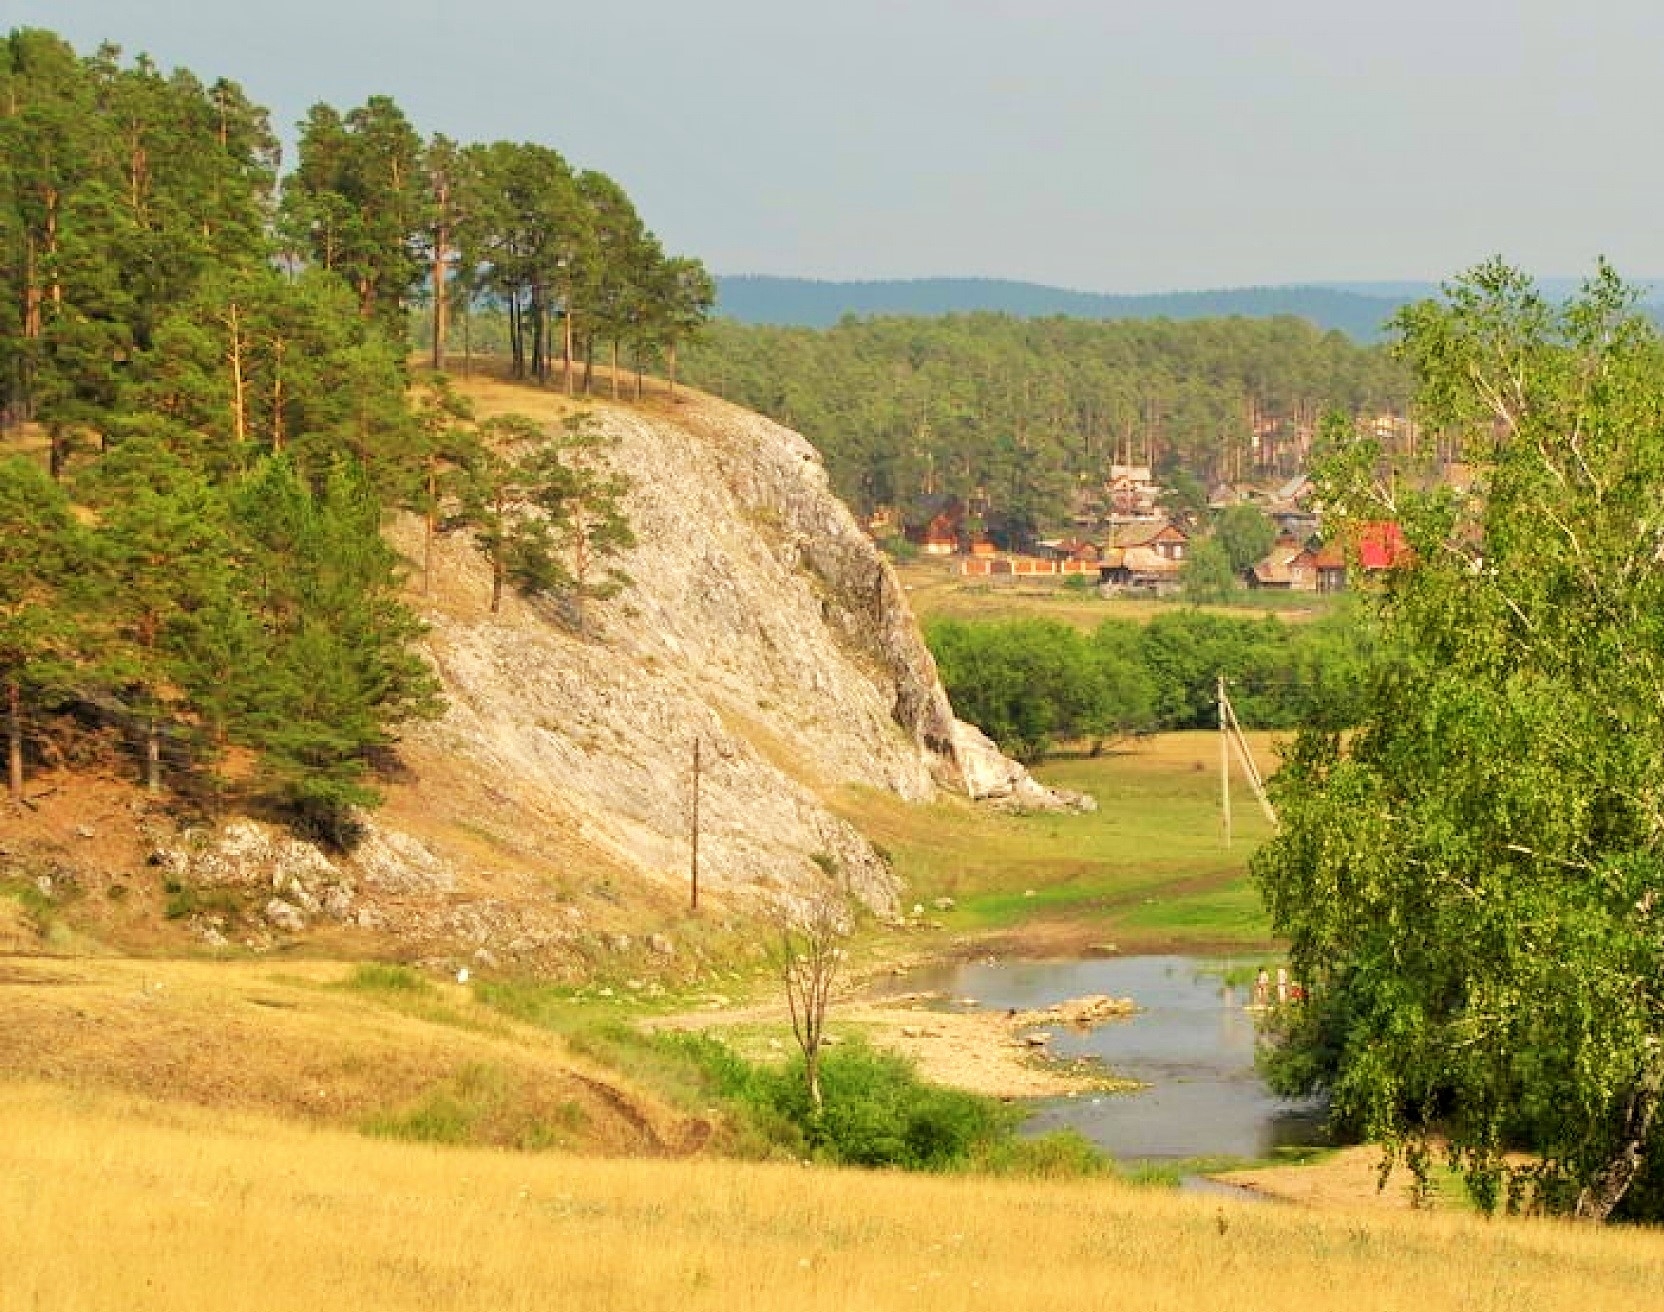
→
(715, 275, 1664, 342)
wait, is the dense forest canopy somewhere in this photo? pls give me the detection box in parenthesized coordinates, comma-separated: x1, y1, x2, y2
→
(0, 27, 710, 838)
(677, 314, 1412, 533)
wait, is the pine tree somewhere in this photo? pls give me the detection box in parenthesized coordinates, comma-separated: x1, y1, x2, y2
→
(540, 412, 634, 634)
(80, 438, 236, 793)
(0, 456, 86, 800)
(229, 457, 440, 844)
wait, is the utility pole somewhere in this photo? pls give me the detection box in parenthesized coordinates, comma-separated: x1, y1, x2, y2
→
(689, 736, 700, 912)
(1219, 674, 1232, 848)
(1218, 674, 1277, 848)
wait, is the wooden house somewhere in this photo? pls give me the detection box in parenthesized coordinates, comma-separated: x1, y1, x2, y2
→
(1106, 519, 1189, 563)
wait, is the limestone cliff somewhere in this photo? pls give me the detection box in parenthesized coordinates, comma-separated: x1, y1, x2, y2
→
(157, 379, 1071, 973)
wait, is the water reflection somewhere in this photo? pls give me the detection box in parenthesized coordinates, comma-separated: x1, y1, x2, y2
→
(885, 954, 1328, 1162)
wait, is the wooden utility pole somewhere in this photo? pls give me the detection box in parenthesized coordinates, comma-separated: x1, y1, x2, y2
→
(1219, 674, 1232, 848)
(1218, 674, 1277, 848)
(1222, 689, 1277, 826)
(689, 736, 701, 912)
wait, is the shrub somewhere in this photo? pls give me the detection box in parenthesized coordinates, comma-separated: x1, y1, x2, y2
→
(752, 1039, 1015, 1170)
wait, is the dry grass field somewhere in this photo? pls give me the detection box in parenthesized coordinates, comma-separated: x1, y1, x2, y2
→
(5, 1080, 1662, 1312)
(0, 956, 704, 1156)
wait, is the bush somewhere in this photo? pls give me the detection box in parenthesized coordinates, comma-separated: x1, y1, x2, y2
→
(751, 1040, 1015, 1171)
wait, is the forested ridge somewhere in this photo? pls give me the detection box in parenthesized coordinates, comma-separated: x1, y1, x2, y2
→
(714, 274, 1413, 339)
(678, 314, 1412, 531)
(0, 27, 710, 839)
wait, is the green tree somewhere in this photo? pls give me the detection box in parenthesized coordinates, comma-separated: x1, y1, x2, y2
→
(655, 255, 715, 398)
(1213, 503, 1278, 572)
(455, 414, 563, 614)
(229, 457, 441, 843)
(285, 96, 424, 342)
(1180, 537, 1237, 603)
(1254, 261, 1664, 1222)
(537, 412, 634, 634)
(81, 438, 236, 793)
(0, 457, 86, 800)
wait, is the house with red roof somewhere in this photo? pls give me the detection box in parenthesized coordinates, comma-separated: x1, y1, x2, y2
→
(1356, 522, 1409, 571)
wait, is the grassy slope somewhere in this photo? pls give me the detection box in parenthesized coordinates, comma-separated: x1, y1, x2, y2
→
(5, 1082, 1661, 1312)
(836, 731, 1280, 953)
(0, 956, 707, 1157)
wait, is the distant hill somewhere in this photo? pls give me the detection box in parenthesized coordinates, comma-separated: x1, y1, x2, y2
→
(716, 276, 1411, 340)
(716, 275, 1664, 342)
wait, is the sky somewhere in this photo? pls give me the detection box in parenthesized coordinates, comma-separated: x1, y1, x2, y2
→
(11, 1, 1664, 293)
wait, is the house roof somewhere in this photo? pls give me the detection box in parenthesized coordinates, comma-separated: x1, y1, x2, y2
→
(1106, 520, 1186, 550)
(1275, 474, 1312, 503)
(1356, 521, 1409, 570)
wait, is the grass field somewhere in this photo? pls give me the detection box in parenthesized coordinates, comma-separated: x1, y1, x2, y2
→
(5, 1081, 1661, 1312)
(893, 557, 1336, 633)
(837, 731, 1281, 952)
(0, 956, 710, 1156)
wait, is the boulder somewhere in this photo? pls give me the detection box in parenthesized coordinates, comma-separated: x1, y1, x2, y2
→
(263, 898, 306, 933)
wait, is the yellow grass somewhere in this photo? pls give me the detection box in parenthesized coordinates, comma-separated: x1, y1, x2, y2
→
(4, 1081, 1661, 1312)
(0, 957, 698, 1155)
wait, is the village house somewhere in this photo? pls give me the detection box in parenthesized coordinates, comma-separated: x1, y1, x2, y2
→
(1310, 541, 1347, 592)
(1105, 519, 1189, 562)
(1034, 537, 1100, 566)
(918, 512, 959, 555)
(1248, 534, 1350, 593)
(1106, 464, 1160, 520)
(1098, 545, 1182, 594)
(1246, 533, 1306, 590)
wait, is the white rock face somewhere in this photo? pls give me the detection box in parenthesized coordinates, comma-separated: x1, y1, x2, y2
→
(391, 391, 1084, 920)
(159, 388, 1078, 964)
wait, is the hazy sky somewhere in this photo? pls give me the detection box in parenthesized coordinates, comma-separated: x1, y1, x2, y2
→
(13, 1, 1663, 292)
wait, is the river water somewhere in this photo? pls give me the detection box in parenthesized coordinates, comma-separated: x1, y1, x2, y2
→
(888, 954, 1328, 1162)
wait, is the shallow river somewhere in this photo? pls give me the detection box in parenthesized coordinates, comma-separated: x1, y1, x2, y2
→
(890, 954, 1327, 1162)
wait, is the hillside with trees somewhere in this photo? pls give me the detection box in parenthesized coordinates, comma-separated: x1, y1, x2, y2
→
(715, 274, 1413, 339)
(677, 314, 1411, 536)
(0, 26, 712, 840)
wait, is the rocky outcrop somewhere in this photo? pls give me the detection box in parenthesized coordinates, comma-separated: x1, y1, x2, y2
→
(383, 385, 1075, 917)
(950, 721, 1097, 812)
(157, 381, 1078, 964)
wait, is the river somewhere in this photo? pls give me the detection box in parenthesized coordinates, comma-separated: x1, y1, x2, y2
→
(888, 953, 1327, 1162)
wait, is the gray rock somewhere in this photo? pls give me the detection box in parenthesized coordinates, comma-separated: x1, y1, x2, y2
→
(263, 898, 306, 933)
(647, 933, 675, 957)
